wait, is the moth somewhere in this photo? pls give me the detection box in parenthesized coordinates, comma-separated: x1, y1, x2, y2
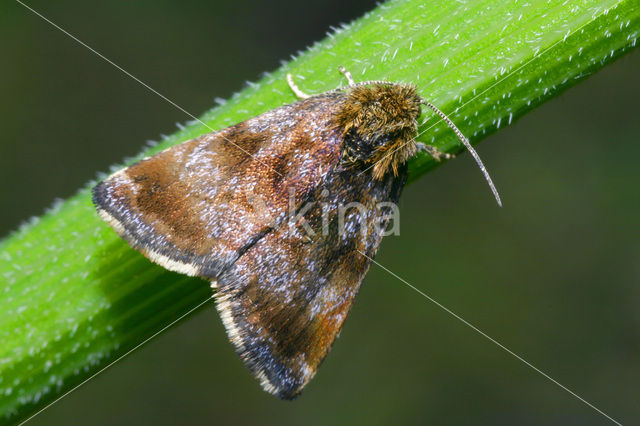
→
(92, 67, 499, 399)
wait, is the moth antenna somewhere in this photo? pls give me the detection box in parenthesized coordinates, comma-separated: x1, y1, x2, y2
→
(338, 66, 356, 85)
(327, 67, 394, 94)
(286, 73, 311, 99)
(421, 100, 502, 207)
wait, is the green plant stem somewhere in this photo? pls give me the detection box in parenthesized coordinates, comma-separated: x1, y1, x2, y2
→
(1, 0, 638, 422)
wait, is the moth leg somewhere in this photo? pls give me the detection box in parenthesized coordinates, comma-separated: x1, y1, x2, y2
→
(286, 73, 311, 99)
(338, 66, 356, 85)
(416, 142, 454, 162)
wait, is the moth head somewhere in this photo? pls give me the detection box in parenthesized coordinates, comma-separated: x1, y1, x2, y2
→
(336, 83, 422, 179)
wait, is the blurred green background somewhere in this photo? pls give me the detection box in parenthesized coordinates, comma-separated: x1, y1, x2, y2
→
(1, 1, 639, 425)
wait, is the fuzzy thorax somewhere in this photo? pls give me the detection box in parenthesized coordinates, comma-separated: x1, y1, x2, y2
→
(336, 83, 422, 179)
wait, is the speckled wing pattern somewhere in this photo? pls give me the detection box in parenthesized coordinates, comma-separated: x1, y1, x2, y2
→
(93, 94, 343, 279)
(93, 91, 407, 399)
(216, 162, 405, 399)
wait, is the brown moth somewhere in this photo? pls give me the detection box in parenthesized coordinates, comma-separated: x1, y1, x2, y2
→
(92, 67, 499, 399)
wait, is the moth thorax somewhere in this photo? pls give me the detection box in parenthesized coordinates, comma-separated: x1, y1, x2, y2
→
(336, 83, 422, 179)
